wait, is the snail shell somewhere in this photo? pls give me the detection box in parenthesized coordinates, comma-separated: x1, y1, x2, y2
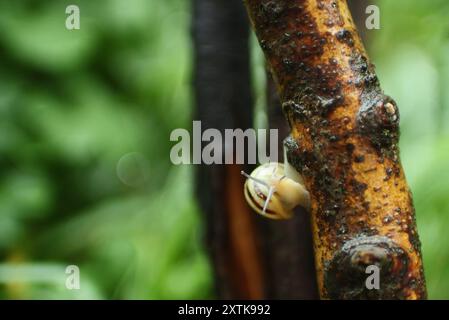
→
(242, 161, 310, 220)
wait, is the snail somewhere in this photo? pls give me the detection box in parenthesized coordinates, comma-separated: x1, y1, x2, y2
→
(241, 146, 310, 219)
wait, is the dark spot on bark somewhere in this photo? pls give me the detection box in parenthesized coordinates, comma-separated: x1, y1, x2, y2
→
(351, 179, 368, 194)
(317, 0, 325, 10)
(394, 166, 401, 177)
(346, 143, 355, 154)
(282, 58, 295, 72)
(383, 215, 393, 224)
(329, 135, 339, 142)
(335, 29, 354, 47)
(362, 201, 370, 210)
(350, 54, 379, 89)
(282, 100, 311, 123)
(260, 1, 285, 18)
(384, 167, 393, 181)
(285, 136, 314, 178)
(317, 95, 344, 116)
(260, 39, 270, 51)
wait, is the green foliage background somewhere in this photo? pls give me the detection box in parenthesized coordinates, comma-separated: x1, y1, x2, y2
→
(0, 0, 448, 299)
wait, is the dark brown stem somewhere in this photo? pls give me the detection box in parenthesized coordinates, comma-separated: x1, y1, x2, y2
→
(193, 0, 265, 299)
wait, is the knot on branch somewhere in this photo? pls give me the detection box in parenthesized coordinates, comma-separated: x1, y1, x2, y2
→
(356, 94, 400, 151)
(324, 236, 410, 299)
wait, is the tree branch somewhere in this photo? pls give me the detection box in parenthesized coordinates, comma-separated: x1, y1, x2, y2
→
(243, 0, 426, 299)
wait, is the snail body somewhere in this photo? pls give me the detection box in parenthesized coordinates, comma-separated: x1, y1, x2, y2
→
(241, 150, 310, 219)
